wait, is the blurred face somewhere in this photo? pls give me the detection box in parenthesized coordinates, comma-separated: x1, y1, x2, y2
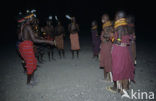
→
(101, 15, 109, 23)
(72, 17, 76, 23)
(115, 14, 120, 21)
(126, 18, 130, 24)
(46, 21, 51, 26)
(115, 11, 125, 21)
(91, 21, 96, 27)
(58, 22, 61, 25)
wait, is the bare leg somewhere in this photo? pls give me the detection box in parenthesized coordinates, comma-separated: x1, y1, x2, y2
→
(123, 79, 129, 90)
(51, 47, 56, 60)
(104, 69, 107, 80)
(58, 49, 62, 59)
(62, 49, 65, 58)
(22, 61, 26, 74)
(48, 50, 51, 61)
(76, 50, 79, 58)
(72, 50, 74, 59)
(51, 48, 54, 59)
(27, 74, 32, 84)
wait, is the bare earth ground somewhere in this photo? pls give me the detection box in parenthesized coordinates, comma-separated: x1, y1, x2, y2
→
(0, 38, 156, 101)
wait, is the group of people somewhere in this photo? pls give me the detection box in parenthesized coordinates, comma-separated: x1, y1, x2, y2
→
(91, 11, 136, 95)
(16, 9, 136, 97)
(16, 10, 80, 86)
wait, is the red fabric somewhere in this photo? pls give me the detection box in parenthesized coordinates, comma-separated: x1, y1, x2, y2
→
(100, 42, 112, 72)
(112, 34, 134, 81)
(70, 33, 80, 50)
(100, 31, 112, 72)
(19, 41, 37, 75)
(55, 34, 64, 49)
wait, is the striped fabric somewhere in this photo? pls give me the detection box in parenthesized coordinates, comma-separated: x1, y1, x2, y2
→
(19, 41, 37, 74)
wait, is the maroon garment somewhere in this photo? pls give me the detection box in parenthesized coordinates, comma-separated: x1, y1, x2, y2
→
(99, 31, 112, 72)
(112, 33, 134, 81)
(91, 29, 100, 56)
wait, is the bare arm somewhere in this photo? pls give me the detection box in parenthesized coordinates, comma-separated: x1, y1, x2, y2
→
(27, 26, 54, 45)
(68, 24, 71, 32)
(76, 24, 79, 31)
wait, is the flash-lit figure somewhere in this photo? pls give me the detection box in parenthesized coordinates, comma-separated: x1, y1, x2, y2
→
(127, 15, 136, 65)
(55, 21, 65, 59)
(99, 14, 114, 81)
(68, 17, 80, 58)
(18, 12, 55, 85)
(31, 18, 44, 63)
(17, 12, 26, 73)
(91, 20, 100, 58)
(42, 18, 55, 61)
(108, 11, 135, 95)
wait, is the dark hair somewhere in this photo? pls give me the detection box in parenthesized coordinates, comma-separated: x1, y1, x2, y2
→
(116, 11, 126, 18)
(92, 20, 97, 25)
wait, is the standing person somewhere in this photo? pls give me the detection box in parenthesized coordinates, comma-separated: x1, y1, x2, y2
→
(43, 17, 55, 61)
(91, 20, 100, 58)
(68, 17, 80, 58)
(18, 12, 55, 85)
(107, 11, 135, 95)
(55, 21, 65, 59)
(99, 14, 113, 81)
(17, 13, 26, 73)
(127, 15, 136, 65)
(31, 17, 44, 63)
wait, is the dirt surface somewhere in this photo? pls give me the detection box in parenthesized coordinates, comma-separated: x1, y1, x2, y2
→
(0, 38, 156, 101)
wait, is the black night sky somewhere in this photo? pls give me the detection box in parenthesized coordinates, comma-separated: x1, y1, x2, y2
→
(1, 0, 155, 44)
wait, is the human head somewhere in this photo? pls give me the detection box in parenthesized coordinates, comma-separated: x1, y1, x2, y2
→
(91, 20, 97, 27)
(101, 14, 109, 23)
(115, 11, 126, 21)
(46, 20, 52, 26)
(71, 17, 76, 23)
(57, 21, 61, 25)
(126, 15, 135, 24)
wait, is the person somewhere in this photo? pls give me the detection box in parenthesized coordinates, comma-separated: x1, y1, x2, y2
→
(107, 11, 135, 95)
(55, 21, 65, 58)
(18, 12, 55, 85)
(42, 19, 55, 61)
(99, 14, 113, 81)
(31, 18, 45, 63)
(91, 20, 100, 58)
(127, 15, 136, 65)
(68, 17, 80, 58)
(17, 13, 26, 73)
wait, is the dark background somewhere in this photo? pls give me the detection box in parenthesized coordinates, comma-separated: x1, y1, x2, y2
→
(1, 0, 155, 44)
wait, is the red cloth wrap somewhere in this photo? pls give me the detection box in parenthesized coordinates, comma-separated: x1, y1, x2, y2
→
(19, 41, 37, 75)
(70, 33, 80, 50)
